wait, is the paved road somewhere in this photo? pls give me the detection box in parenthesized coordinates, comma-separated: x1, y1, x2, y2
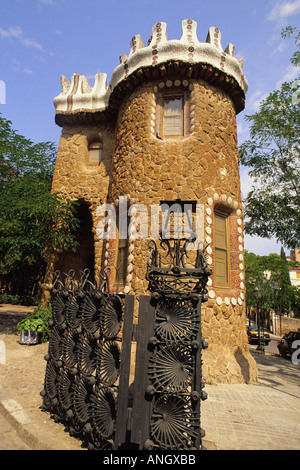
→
(248, 334, 280, 355)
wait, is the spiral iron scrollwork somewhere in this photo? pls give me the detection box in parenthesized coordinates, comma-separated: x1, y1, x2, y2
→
(95, 340, 120, 386)
(150, 395, 199, 450)
(62, 331, 78, 371)
(58, 369, 73, 411)
(100, 295, 122, 339)
(90, 385, 116, 439)
(82, 293, 101, 334)
(155, 297, 200, 343)
(148, 344, 194, 393)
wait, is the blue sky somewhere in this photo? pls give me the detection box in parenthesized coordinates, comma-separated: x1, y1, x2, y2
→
(0, 0, 299, 256)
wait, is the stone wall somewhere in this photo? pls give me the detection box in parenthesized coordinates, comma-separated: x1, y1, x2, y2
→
(44, 122, 114, 291)
(273, 315, 300, 337)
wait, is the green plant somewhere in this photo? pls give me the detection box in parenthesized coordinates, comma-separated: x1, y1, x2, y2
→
(0, 294, 39, 306)
(17, 302, 52, 343)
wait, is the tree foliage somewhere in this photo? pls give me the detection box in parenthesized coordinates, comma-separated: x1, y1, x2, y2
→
(0, 113, 79, 296)
(239, 27, 300, 249)
(244, 249, 299, 318)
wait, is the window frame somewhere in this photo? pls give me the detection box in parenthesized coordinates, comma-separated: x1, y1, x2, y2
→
(87, 141, 103, 166)
(114, 210, 129, 286)
(214, 211, 230, 288)
(161, 93, 184, 138)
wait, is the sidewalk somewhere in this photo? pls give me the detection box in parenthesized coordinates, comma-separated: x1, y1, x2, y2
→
(0, 305, 300, 450)
(202, 349, 300, 450)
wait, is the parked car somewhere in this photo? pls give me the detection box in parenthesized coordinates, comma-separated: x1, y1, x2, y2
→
(277, 331, 300, 357)
(247, 326, 271, 345)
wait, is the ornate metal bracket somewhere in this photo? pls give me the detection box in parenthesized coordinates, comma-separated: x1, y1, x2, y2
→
(146, 198, 212, 298)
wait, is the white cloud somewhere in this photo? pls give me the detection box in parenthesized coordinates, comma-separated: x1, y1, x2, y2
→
(0, 26, 44, 51)
(266, 1, 300, 56)
(244, 233, 282, 255)
(38, 0, 56, 5)
(276, 64, 300, 86)
(12, 58, 34, 75)
(240, 169, 255, 199)
(246, 90, 269, 112)
(237, 121, 249, 136)
(266, 0, 300, 23)
(23, 67, 34, 75)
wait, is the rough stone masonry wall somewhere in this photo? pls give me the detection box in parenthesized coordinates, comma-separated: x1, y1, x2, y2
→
(43, 122, 115, 290)
(107, 78, 257, 384)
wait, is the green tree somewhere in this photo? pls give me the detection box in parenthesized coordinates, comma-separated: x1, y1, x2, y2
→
(244, 250, 294, 319)
(239, 27, 300, 249)
(282, 26, 300, 69)
(0, 113, 79, 297)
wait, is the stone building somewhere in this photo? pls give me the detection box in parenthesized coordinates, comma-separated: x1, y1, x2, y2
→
(47, 20, 257, 384)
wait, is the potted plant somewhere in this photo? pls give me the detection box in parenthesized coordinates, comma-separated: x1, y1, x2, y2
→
(17, 303, 52, 345)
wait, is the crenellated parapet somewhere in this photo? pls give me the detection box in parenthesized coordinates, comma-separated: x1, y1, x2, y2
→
(54, 72, 108, 114)
(54, 19, 248, 125)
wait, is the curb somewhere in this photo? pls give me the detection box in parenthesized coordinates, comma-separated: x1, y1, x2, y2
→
(0, 390, 47, 450)
(0, 387, 217, 451)
(0, 389, 84, 450)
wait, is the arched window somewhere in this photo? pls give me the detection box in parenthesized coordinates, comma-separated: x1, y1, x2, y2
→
(88, 141, 102, 165)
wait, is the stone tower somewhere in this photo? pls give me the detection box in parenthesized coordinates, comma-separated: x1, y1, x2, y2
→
(48, 20, 257, 384)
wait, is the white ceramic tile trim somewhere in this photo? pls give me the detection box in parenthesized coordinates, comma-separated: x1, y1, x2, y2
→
(54, 20, 248, 113)
(152, 80, 194, 137)
(206, 193, 245, 307)
(108, 195, 135, 294)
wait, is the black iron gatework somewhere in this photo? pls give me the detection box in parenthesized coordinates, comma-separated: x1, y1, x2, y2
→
(41, 198, 212, 450)
(130, 199, 211, 450)
(41, 268, 134, 450)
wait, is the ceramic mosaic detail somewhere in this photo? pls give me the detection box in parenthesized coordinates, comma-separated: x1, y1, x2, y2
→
(54, 19, 248, 114)
(206, 193, 245, 307)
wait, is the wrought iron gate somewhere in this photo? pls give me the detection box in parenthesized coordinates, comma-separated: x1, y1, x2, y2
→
(41, 268, 134, 449)
(41, 199, 212, 450)
(130, 226, 211, 450)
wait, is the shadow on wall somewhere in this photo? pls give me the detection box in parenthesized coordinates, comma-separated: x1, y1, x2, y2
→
(234, 347, 257, 384)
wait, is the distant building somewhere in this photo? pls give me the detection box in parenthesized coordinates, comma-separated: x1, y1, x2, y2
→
(287, 249, 300, 288)
(289, 267, 300, 288)
(289, 249, 300, 263)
